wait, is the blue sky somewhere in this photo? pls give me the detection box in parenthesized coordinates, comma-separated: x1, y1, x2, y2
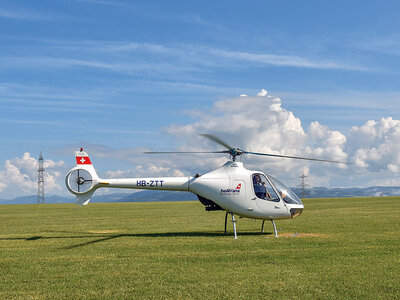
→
(1, 0, 400, 199)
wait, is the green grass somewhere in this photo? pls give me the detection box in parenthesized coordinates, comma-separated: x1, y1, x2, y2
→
(0, 197, 399, 299)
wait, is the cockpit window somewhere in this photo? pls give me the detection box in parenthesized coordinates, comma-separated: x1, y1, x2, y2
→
(252, 173, 279, 202)
(268, 175, 303, 205)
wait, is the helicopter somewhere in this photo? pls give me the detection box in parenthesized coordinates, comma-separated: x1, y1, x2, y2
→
(65, 134, 349, 239)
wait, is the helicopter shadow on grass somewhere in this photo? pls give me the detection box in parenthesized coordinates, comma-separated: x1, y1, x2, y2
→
(0, 231, 276, 249)
(63, 231, 277, 250)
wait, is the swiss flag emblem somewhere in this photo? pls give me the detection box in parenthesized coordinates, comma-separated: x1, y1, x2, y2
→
(76, 156, 91, 165)
(236, 184, 241, 190)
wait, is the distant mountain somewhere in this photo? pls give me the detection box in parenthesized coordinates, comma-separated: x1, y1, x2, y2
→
(0, 195, 75, 205)
(1, 186, 399, 204)
(291, 186, 400, 198)
(0, 191, 197, 205)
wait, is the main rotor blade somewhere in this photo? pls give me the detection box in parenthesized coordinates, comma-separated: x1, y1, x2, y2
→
(199, 134, 234, 150)
(144, 151, 228, 154)
(245, 151, 351, 164)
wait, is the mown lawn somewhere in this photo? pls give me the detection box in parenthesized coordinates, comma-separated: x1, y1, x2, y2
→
(0, 197, 399, 299)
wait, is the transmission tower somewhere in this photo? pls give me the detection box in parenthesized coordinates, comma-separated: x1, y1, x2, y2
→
(37, 152, 45, 204)
(298, 173, 310, 198)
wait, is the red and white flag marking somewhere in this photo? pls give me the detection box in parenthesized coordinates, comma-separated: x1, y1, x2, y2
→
(76, 156, 92, 165)
(75, 148, 92, 165)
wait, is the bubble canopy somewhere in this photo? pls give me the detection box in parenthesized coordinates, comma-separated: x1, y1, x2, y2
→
(267, 175, 303, 205)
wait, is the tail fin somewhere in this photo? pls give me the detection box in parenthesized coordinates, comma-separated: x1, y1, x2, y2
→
(75, 148, 92, 165)
(65, 148, 100, 205)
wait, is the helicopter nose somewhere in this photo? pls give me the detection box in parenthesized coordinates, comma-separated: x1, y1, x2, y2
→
(290, 207, 303, 218)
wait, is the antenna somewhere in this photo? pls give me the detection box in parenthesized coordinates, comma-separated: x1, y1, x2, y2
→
(37, 152, 45, 204)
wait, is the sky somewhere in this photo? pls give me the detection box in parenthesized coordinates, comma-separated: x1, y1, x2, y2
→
(1, 0, 400, 199)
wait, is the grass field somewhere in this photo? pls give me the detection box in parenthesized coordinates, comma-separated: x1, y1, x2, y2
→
(0, 197, 399, 299)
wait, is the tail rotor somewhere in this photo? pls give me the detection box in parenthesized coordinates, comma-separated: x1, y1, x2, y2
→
(67, 169, 93, 194)
(65, 148, 99, 205)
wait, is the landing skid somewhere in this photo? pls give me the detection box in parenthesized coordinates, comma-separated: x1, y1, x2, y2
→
(261, 220, 278, 237)
(224, 212, 237, 239)
(224, 213, 278, 239)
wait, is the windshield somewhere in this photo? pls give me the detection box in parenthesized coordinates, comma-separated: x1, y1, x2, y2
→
(267, 175, 303, 205)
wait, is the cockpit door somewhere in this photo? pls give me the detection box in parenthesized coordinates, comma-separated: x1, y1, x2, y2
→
(252, 173, 288, 218)
(228, 179, 246, 212)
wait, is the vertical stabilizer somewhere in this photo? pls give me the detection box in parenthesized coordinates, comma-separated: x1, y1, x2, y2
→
(65, 148, 100, 205)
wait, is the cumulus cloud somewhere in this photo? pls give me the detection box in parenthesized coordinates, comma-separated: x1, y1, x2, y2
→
(78, 90, 400, 189)
(307, 121, 347, 163)
(162, 90, 400, 187)
(0, 153, 65, 197)
(348, 117, 400, 172)
(164, 90, 318, 180)
(167, 90, 306, 155)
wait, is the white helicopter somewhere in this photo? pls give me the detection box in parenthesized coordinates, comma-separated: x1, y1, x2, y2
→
(65, 134, 349, 239)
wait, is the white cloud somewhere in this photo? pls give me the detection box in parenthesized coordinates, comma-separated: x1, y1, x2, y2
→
(83, 91, 344, 186)
(0, 153, 65, 198)
(66, 90, 400, 189)
(103, 161, 187, 179)
(348, 117, 400, 172)
(0, 39, 371, 79)
(0, 182, 6, 192)
(105, 169, 131, 178)
(162, 91, 346, 183)
(257, 89, 268, 96)
(208, 49, 369, 71)
(158, 91, 400, 187)
(308, 121, 347, 163)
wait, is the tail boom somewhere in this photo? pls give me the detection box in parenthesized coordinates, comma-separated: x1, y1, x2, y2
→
(104, 177, 191, 191)
(65, 148, 192, 205)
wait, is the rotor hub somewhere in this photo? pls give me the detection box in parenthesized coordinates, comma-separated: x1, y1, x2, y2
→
(77, 176, 85, 185)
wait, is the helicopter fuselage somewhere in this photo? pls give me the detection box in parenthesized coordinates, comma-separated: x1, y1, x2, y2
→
(66, 152, 303, 221)
(189, 161, 303, 220)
